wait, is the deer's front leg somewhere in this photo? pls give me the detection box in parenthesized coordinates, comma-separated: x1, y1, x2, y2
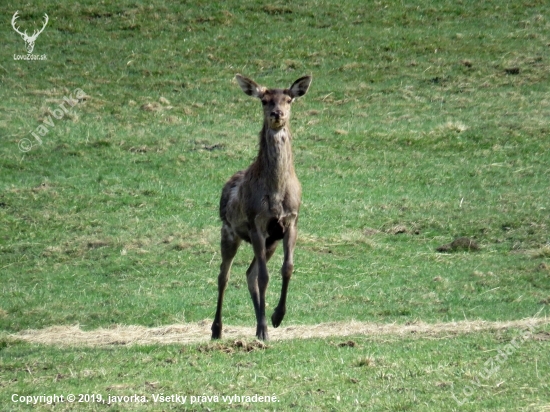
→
(248, 227, 269, 340)
(272, 221, 297, 328)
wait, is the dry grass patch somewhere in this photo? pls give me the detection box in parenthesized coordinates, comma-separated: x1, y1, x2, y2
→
(13, 318, 549, 347)
(528, 245, 550, 258)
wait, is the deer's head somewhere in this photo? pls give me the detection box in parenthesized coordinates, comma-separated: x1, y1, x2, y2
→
(236, 74, 312, 130)
(12, 11, 49, 54)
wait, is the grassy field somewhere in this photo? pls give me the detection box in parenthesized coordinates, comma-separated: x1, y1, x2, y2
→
(1, 0, 549, 410)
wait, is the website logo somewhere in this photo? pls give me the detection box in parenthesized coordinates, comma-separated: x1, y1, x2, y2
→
(12, 11, 48, 60)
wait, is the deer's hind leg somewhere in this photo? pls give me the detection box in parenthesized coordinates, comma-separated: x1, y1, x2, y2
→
(211, 224, 241, 339)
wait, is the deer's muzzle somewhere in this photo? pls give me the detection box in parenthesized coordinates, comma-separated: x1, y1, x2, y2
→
(269, 111, 287, 128)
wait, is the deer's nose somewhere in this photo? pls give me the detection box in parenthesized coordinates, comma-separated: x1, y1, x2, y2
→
(271, 110, 283, 120)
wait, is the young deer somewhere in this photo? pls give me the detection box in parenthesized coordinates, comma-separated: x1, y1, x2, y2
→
(212, 74, 312, 340)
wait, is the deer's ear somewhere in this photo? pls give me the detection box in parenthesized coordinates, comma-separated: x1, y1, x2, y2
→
(235, 74, 265, 99)
(289, 76, 312, 99)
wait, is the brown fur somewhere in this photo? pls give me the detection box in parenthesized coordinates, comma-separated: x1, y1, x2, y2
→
(212, 74, 312, 340)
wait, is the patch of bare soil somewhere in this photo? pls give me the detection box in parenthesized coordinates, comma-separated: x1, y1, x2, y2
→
(10, 318, 549, 347)
(436, 237, 480, 252)
(197, 339, 268, 354)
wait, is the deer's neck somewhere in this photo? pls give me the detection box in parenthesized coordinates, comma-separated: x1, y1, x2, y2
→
(256, 123, 295, 192)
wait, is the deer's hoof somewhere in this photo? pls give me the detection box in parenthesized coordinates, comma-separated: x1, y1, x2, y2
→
(256, 325, 269, 341)
(211, 322, 222, 340)
(271, 307, 285, 328)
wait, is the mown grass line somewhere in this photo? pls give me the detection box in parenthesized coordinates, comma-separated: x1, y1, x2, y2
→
(9, 318, 550, 347)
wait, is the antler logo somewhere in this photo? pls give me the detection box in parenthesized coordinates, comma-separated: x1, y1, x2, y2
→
(11, 11, 49, 54)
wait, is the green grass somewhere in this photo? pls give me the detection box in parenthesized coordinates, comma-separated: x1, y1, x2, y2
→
(1, 0, 549, 410)
(1, 329, 549, 411)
